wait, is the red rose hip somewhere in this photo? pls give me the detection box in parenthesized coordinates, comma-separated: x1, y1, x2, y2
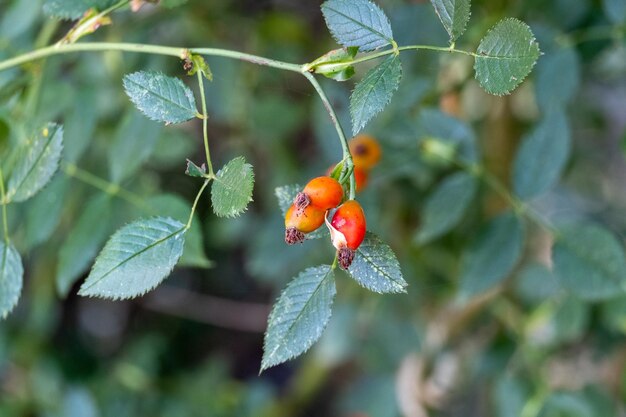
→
(329, 200, 366, 269)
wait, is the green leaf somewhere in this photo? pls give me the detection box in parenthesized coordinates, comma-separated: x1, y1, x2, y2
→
(600, 295, 626, 333)
(211, 156, 254, 218)
(553, 223, 626, 301)
(145, 194, 212, 269)
(64, 88, 97, 163)
(78, 217, 186, 300)
(43, 0, 117, 20)
(603, 0, 626, 24)
(56, 194, 113, 297)
(123, 71, 198, 124)
(492, 375, 530, 417)
(459, 212, 525, 297)
(348, 232, 407, 293)
(535, 47, 580, 111)
(474, 18, 540, 96)
(513, 110, 570, 200)
(430, 0, 471, 42)
(23, 175, 69, 250)
(538, 392, 594, 417)
(0, 241, 23, 318)
(262, 265, 336, 371)
(185, 159, 207, 178)
(514, 262, 560, 304)
(108, 112, 161, 184)
(350, 56, 402, 135)
(6, 123, 63, 203)
(416, 172, 477, 244)
(321, 0, 394, 52)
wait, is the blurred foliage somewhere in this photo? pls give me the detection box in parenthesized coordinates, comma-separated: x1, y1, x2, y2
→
(1, 0, 626, 416)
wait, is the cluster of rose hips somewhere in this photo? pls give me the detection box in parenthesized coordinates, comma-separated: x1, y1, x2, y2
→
(284, 135, 381, 269)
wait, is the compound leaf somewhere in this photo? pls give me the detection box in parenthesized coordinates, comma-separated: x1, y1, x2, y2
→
(474, 18, 540, 95)
(321, 0, 394, 52)
(211, 156, 254, 218)
(350, 56, 402, 135)
(262, 265, 336, 371)
(78, 217, 185, 299)
(123, 71, 198, 124)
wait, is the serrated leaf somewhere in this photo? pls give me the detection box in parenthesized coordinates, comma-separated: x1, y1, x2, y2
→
(6, 123, 63, 203)
(56, 194, 113, 297)
(123, 71, 198, 124)
(348, 232, 407, 293)
(78, 217, 185, 300)
(513, 110, 570, 200)
(108, 112, 162, 184)
(262, 265, 336, 371)
(350, 56, 402, 135)
(459, 212, 525, 297)
(474, 18, 540, 96)
(43, 0, 117, 20)
(553, 223, 626, 301)
(185, 159, 206, 178)
(211, 156, 254, 218)
(416, 172, 477, 244)
(0, 241, 23, 319)
(430, 0, 471, 42)
(321, 0, 394, 52)
(145, 194, 212, 269)
(603, 0, 626, 24)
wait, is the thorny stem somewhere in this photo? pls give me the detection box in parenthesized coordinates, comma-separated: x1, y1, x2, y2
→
(196, 70, 214, 176)
(0, 167, 10, 244)
(186, 179, 210, 230)
(61, 162, 149, 210)
(302, 71, 356, 200)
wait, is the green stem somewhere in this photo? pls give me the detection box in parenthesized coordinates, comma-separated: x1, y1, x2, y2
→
(0, 167, 10, 244)
(0, 43, 302, 73)
(344, 44, 475, 67)
(186, 179, 210, 230)
(61, 162, 148, 210)
(196, 70, 214, 176)
(302, 72, 355, 199)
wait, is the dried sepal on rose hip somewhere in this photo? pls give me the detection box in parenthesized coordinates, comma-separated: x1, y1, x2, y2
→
(326, 200, 366, 269)
(295, 176, 344, 211)
(284, 204, 325, 245)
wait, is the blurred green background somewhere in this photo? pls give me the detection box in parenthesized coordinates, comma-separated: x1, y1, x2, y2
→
(1, 0, 626, 416)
